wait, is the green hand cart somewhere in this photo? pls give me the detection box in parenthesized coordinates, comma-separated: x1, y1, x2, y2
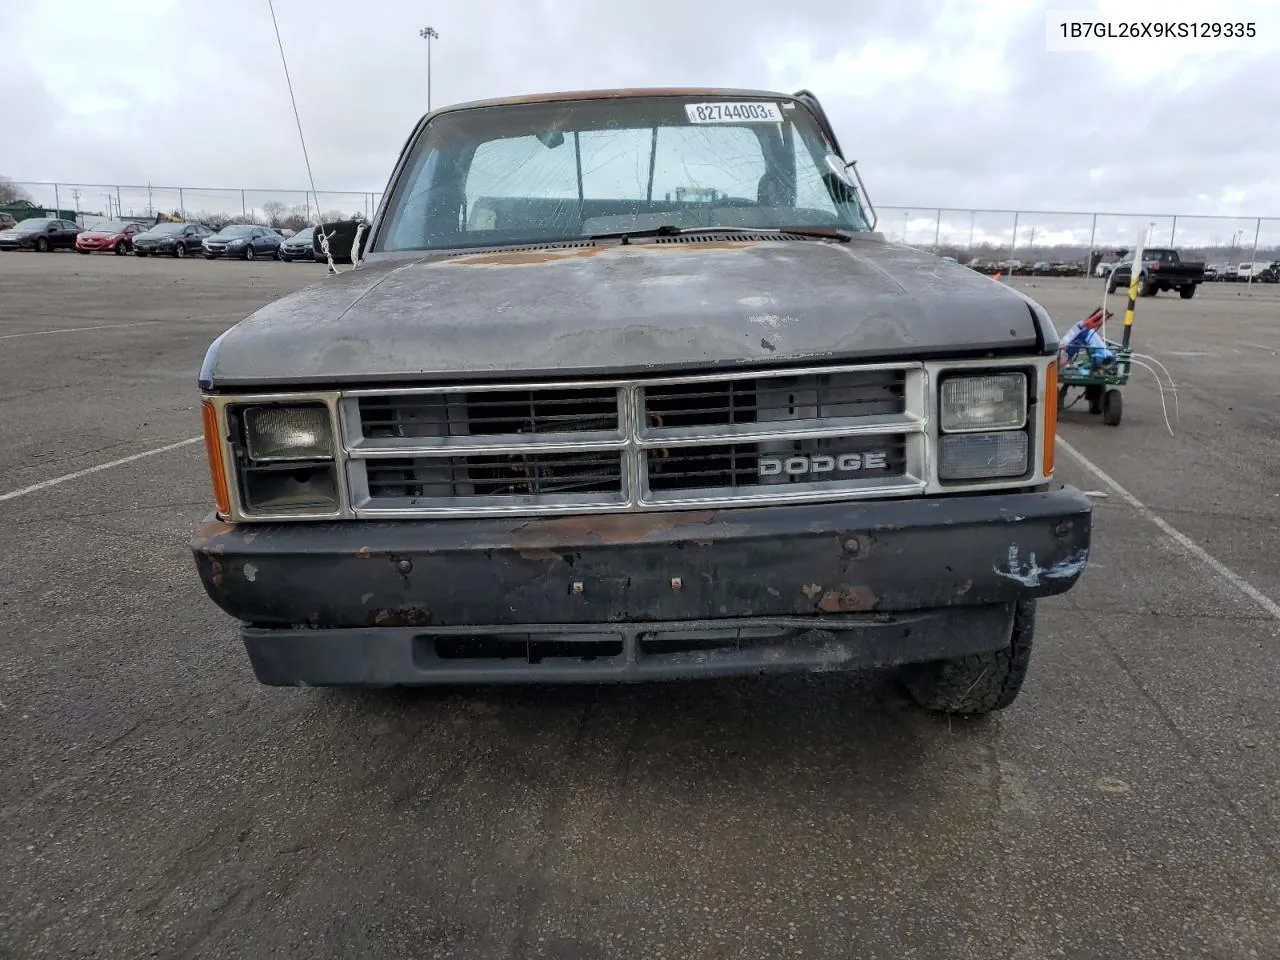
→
(1056, 307, 1131, 426)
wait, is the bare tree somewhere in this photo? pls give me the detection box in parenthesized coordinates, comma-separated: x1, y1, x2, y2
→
(262, 201, 288, 228)
(0, 177, 32, 204)
(279, 204, 311, 232)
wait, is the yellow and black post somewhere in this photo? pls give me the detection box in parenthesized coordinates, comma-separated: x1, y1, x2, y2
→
(1121, 232, 1145, 350)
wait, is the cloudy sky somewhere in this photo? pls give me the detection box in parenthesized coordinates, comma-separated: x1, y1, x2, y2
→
(3, 0, 1276, 248)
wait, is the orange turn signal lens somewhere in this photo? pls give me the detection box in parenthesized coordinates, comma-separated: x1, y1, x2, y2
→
(1043, 361, 1058, 477)
(201, 400, 231, 516)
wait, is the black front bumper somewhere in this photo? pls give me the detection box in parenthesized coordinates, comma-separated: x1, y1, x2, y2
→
(192, 488, 1092, 685)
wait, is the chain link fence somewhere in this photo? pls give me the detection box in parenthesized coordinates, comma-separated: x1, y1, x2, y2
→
(7, 180, 1279, 264)
(7, 181, 381, 232)
(875, 206, 1279, 265)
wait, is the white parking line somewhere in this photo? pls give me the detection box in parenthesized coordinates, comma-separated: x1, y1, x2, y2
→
(1058, 436, 1280, 621)
(0, 313, 247, 341)
(0, 437, 202, 505)
(0, 321, 158, 340)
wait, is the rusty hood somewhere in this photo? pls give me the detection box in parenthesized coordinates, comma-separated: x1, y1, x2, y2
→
(201, 237, 1050, 388)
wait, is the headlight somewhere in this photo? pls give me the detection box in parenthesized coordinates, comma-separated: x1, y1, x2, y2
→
(935, 370, 1032, 483)
(938, 431, 1028, 481)
(939, 373, 1027, 432)
(233, 403, 340, 515)
(244, 405, 333, 461)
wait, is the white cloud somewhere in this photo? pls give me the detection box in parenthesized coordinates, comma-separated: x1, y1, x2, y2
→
(1, 0, 1276, 226)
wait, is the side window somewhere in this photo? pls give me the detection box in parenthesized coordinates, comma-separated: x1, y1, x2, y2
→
(463, 136, 579, 235)
(791, 124, 841, 219)
(465, 136, 577, 205)
(577, 128, 655, 201)
(649, 126, 766, 203)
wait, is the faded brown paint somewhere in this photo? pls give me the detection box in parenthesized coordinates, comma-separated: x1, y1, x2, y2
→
(438, 87, 784, 114)
(818, 585, 877, 612)
(444, 240, 757, 268)
(198, 519, 237, 538)
(512, 510, 719, 547)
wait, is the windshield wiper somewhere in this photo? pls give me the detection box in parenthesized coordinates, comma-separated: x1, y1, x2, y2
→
(587, 225, 854, 243)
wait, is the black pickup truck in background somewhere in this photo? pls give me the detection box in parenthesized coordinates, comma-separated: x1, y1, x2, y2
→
(1107, 248, 1206, 298)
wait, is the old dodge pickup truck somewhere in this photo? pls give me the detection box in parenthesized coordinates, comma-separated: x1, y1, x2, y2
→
(192, 87, 1093, 715)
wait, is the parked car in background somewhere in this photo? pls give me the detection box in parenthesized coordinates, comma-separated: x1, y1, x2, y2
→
(133, 221, 214, 258)
(0, 217, 81, 252)
(1107, 247, 1205, 298)
(1235, 261, 1275, 282)
(0, 212, 16, 231)
(202, 224, 284, 260)
(75, 219, 148, 255)
(1204, 263, 1225, 280)
(278, 225, 318, 261)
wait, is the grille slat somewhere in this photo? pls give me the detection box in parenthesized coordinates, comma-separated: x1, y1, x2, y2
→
(365, 452, 624, 499)
(359, 388, 619, 439)
(347, 364, 924, 514)
(643, 370, 905, 431)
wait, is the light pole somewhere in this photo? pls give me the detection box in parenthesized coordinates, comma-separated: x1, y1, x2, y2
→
(419, 26, 439, 111)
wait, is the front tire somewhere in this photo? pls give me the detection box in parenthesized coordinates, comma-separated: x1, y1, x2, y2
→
(902, 601, 1037, 716)
(114, 242, 127, 255)
(174, 244, 186, 259)
(135, 251, 148, 258)
(1106, 277, 1118, 294)
(35, 237, 49, 252)
(245, 246, 255, 261)
(1102, 388, 1123, 426)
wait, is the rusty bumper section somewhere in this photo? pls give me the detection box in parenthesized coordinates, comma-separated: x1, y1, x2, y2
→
(192, 487, 1091, 685)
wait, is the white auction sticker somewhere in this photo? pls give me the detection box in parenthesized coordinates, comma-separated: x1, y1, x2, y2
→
(684, 102, 784, 124)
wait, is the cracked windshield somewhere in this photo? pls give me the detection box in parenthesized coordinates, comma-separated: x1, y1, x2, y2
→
(3, 1, 1278, 959)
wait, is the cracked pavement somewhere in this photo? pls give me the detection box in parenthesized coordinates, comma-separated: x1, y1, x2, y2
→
(1, 254, 1278, 959)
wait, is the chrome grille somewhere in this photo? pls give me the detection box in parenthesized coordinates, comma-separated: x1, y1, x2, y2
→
(341, 363, 927, 517)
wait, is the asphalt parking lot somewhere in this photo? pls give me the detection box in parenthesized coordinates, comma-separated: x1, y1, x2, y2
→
(2, 252, 1278, 960)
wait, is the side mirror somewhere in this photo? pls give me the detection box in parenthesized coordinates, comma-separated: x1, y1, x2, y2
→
(313, 220, 369, 264)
